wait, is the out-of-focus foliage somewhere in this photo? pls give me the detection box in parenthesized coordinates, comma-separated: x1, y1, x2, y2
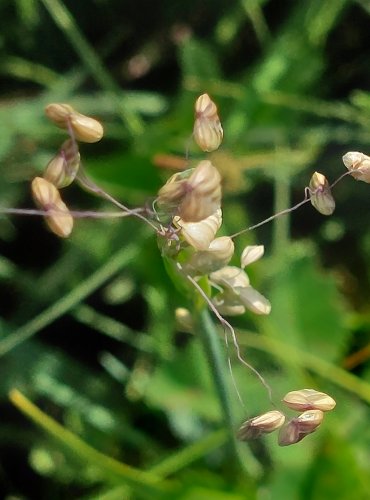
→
(1, 0, 370, 498)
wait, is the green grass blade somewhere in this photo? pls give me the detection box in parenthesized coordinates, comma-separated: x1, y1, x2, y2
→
(9, 389, 175, 497)
(0, 243, 138, 358)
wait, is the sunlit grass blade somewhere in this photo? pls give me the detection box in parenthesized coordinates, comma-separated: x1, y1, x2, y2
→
(39, 0, 144, 136)
(9, 389, 175, 497)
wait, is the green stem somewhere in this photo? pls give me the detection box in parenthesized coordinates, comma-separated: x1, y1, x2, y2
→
(40, 0, 144, 136)
(195, 308, 262, 477)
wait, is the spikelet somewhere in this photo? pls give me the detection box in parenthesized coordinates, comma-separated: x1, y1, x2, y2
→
(186, 236, 235, 274)
(342, 151, 370, 183)
(157, 160, 222, 223)
(45, 103, 104, 143)
(43, 139, 80, 188)
(309, 171, 335, 215)
(193, 94, 223, 152)
(31, 177, 73, 238)
(174, 208, 222, 251)
(238, 411, 286, 440)
(278, 410, 324, 446)
(282, 389, 336, 412)
(178, 161, 222, 222)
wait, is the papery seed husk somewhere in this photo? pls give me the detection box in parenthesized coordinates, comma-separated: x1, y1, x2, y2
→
(309, 172, 335, 215)
(283, 389, 336, 412)
(278, 420, 301, 446)
(69, 113, 104, 143)
(193, 117, 223, 152)
(157, 171, 191, 210)
(235, 286, 271, 315)
(43, 139, 80, 188)
(295, 409, 324, 432)
(43, 154, 68, 188)
(31, 177, 73, 238)
(240, 245, 264, 268)
(238, 410, 286, 440)
(157, 161, 221, 223)
(178, 160, 222, 223)
(195, 94, 218, 118)
(186, 236, 234, 275)
(194, 94, 223, 152)
(342, 151, 370, 183)
(342, 151, 368, 169)
(212, 295, 246, 316)
(210, 266, 250, 289)
(45, 103, 104, 143)
(174, 208, 222, 251)
(278, 410, 324, 447)
(45, 103, 75, 127)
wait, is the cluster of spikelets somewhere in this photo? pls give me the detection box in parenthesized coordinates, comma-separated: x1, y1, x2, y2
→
(26, 95, 370, 453)
(31, 103, 104, 237)
(237, 389, 336, 447)
(30, 96, 370, 449)
(31, 97, 370, 317)
(157, 94, 271, 316)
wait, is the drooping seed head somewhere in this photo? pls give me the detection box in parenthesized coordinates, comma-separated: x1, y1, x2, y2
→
(278, 409, 324, 447)
(212, 295, 246, 316)
(210, 266, 250, 289)
(295, 409, 324, 432)
(235, 286, 272, 315)
(186, 236, 235, 274)
(158, 161, 222, 223)
(241, 245, 265, 268)
(193, 94, 223, 152)
(342, 151, 370, 183)
(43, 139, 80, 188)
(283, 389, 336, 412)
(174, 208, 222, 251)
(45, 103, 104, 143)
(195, 94, 219, 119)
(45, 103, 75, 127)
(178, 160, 222, 222)
(31, 177, 73, 238)
(69, 112, 104, 143)
(237, 410, 286, 440)
(309, 171, 335, 216)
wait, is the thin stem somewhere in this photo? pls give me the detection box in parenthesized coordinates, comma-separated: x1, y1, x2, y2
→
(230, 169, 351, 240)
(230, 197, 310, 239)
(76, 167, 159, 231)
(0, 207, 145, 219)
(184, 270, 273, 401)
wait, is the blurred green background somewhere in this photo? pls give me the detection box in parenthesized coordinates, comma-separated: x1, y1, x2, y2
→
(1, 0, 370, 498)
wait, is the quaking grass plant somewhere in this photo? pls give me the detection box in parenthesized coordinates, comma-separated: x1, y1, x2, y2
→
(3, 93, 369, 468)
